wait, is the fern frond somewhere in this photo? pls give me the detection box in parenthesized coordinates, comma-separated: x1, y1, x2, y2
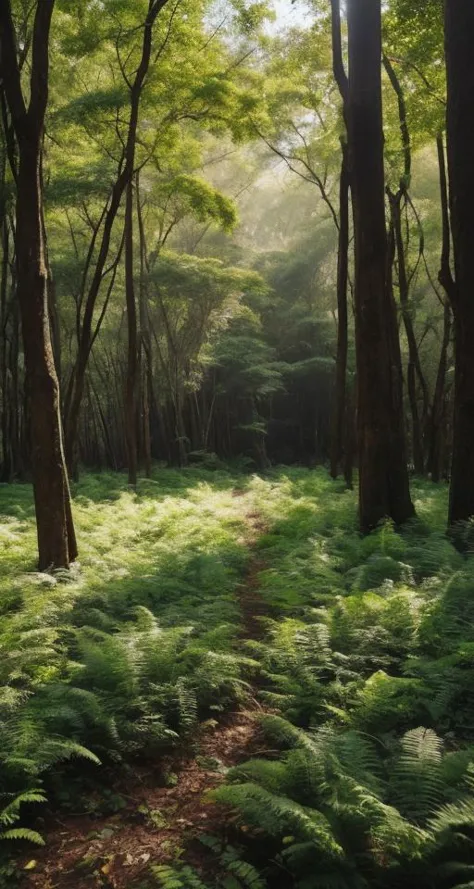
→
(429, 797, 474, 836)
(390, 728, 445, 824)
(0, 827, 45, 845)
(0, 790, 47, 827)
(151, 863, 209, 888)
(212, 782, 342, 857)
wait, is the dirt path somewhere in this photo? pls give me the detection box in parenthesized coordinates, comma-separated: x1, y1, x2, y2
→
(21, 499, 271, 889)
(22, 709, 266, 889)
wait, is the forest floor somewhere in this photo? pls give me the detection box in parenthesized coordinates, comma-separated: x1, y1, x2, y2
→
(2, 466, 473, 889)
(19, 487, 273, 889)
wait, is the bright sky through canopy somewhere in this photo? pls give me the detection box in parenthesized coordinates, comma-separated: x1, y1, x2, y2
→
(271, 0, 311, 30)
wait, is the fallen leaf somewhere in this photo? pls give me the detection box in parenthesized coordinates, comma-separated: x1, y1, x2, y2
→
(24, 860, 37, 871)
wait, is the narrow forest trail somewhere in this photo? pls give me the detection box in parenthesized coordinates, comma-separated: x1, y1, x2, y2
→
(21, 494, 272, 889)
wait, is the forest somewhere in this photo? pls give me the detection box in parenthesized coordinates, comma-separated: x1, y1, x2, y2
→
(1, 0, 474, 886)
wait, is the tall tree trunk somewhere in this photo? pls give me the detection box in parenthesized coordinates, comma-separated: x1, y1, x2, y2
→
(346, 0, 414, 530)
(136, 171, 152, 477)
(0, 0, 77, 569)
(0, 205, 11, 480)
(429, 301, 451, 482)
(383, 54, 428, 475)
(124, 179, 138, 486)
(390, 194, 426, 473)
(444, 0, 474, 526)
(427, 134, 453, 482)
(330, 141, 350, 479)
(329, 0, 350, 482)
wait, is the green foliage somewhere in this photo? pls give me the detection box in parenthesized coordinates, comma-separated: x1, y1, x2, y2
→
(0, 469, 254, 839)
(150, 837, 268, 888)
(3, 468, 474, 889)
(0, 791, 46, 848)
(215, 715, 474, 888)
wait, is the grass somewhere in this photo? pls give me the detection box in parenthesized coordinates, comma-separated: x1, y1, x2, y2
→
(2, 467, 474, 888)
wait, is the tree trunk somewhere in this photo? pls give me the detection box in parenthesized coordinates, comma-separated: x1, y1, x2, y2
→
(330, 141, 350, 480)
(428, 301, 451, 482)
(347, 0, 414, 530)
(136, 172, 152, 478)
(383, 54, 428, 475)
(0, 206, 11, 481)
(427, 134, 453, 482)
(0, 0, 77, 569)
(124, 179, 138, 486)
(390, 193, 426, 474)
(445, 0, 474, 526)
(329, 0, 350, 482)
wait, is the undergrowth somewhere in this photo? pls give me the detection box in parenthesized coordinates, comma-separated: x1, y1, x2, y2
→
(207, 471, 474, 889)
(3, 468, 474, 889)
(0, 468, 253, 850)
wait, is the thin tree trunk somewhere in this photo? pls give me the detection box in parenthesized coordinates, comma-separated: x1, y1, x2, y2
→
(136, 172, 152, 477)
(330, 141, 350, 479)
(347, 0, 414, 530)
(124, 179, 138, 486)
(427, 134, 454, 482)
(383, 54, 429, 474)
(390, 194, 425, 473)
(329, 0, 350, 482)
(429, 302, 451, 482)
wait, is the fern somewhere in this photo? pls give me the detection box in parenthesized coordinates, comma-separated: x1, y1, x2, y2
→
(0, 789, 47, 846)
(199, 836, 267, 889)
(212, 782, 342, 856)
(0, 828, 45, 846)
(390, 729, 446, 824)
(151, 864, 210, 888)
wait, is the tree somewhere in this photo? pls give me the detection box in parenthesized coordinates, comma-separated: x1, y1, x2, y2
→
(444, 0, 474, 527)
(346, 0, 414, 530)
(329, 0, 350, 484)
(62, 0, 170, 474)
(0, 0, 77, 569)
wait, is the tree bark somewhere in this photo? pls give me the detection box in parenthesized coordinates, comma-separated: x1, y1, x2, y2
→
(124, 179, 138, 485)
(0, 0, 77, 569)
(346, 0, 414, 530)
(330, 141, 350, 479)
(329, 0, 350, 481)
(390, 193, 426, 474)
(444, 0, 474, 526)
(383, 54, 429, 475)
(427, 134, 453, 483)
(135, 174, 153, 477)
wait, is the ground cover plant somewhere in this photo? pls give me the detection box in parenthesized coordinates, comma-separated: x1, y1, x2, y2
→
(2, 468, 474, 887)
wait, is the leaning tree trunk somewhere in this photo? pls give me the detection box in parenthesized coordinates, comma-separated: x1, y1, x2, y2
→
(347, 0, 414, 530)
(390, 193, 427, 474)
(445, 0, 474, 526)
(0, 0, 77, 569)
